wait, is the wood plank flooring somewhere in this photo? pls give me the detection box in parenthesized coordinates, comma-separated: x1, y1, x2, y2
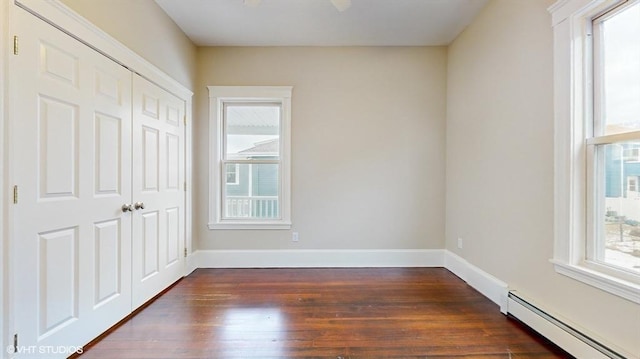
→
(78, 268, 572, 358)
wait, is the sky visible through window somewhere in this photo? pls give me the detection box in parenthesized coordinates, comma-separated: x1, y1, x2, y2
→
(599, 2, 640, 273)
(603, 2, 640, 134)
(225, 105, 280, 157)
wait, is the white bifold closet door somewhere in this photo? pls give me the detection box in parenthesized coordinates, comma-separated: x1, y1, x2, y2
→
(11, 7, 185, 356)
(131, 74, 185, 309)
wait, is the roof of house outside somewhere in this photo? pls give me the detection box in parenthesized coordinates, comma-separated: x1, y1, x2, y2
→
(239, 138, 279, 156)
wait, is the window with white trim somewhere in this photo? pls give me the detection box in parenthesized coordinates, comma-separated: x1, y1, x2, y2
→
(208, 86, 292, 230)
(549, 0, 640, 303)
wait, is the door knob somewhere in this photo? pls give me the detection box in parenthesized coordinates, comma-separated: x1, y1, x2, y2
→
(134, 201, 145, 210)
(121, 204, 134, 212)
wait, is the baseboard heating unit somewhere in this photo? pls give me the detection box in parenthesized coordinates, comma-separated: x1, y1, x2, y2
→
(507, 291, 627, 359)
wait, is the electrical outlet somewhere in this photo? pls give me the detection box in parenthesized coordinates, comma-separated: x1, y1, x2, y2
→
(292, 232, 299, 242)
(457, 237, 463, 249)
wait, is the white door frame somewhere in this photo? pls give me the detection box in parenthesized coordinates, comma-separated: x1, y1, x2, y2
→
(2, 1, 193, 357)
(1, 0, 9, 356)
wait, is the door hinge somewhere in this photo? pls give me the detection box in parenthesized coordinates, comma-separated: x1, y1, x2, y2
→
(184, 182, 187, 191)
(13, 185, 18, 204)
(184, 248, 188, 258)
(13, 333, 18, 354)
(183, 115, 187, 126)
(13, 36, 18, 55)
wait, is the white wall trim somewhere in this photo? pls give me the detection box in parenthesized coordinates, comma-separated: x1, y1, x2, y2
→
(0, 0, 8, 355)
(444, 251, 509, 313)
(551, 260, 640, 303)
(192, 249, 445, 269)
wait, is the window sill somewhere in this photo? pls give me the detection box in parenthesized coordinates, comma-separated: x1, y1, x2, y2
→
(550, 259, 640, 304)
(208, 221, 292, 230)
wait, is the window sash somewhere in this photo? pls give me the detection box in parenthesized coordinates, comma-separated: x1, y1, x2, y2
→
(585, 0, 640, 283)
(220, 160, 282, 220)
(222, 102, 282, 161)
(591, 0, 640, 137)
(585, 143, 640, 282)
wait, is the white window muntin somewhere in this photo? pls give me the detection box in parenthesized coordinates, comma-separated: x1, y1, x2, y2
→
(208, 86, 292, 230)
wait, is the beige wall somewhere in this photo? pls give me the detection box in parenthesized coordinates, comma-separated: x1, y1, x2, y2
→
(446, 0, 640, 355)
(195, 47, 447, 250)
(59, 0, 197, 90)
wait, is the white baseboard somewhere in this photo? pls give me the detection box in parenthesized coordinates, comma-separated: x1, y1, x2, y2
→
(191, 249, 445, 268)
(444, 251, 509, 313)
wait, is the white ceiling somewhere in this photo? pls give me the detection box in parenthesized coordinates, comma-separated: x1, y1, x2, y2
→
(154, 0, 489, 46)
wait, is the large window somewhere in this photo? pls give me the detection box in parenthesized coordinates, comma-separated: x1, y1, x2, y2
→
(550, 0, 640, 302)
(589, 0, 640, 281)
(208, 86, 292, 229)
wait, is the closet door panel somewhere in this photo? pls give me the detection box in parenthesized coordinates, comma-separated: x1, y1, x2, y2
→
(94, 219, 122, 305)
(11, 8, 133, 355)
(131, 75, 185, 309)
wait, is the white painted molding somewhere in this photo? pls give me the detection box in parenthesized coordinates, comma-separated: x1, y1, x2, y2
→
(548, 0, 625, 27)
(551, 260, 640, 304)
(193, 249, 445, 269)
(443, 249, 469, 281)
(208, 86, 293, 99)
(444, 251, 509, 313)
(0, 0, 8, 355)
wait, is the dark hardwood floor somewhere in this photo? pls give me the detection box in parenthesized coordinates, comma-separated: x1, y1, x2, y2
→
(78, 268, 571, 358)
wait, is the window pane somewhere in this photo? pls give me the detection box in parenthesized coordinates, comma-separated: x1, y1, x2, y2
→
(597, 142, 640, 273)
(599, 2, 640, 135)
(225, 104, 280, 160)
(224, 163, 279, 219)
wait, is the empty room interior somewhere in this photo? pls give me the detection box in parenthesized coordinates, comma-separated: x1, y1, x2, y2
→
(1, 0, 639, 358)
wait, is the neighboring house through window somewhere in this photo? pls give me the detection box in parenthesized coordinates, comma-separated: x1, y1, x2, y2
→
(208, 86, 292, 229)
